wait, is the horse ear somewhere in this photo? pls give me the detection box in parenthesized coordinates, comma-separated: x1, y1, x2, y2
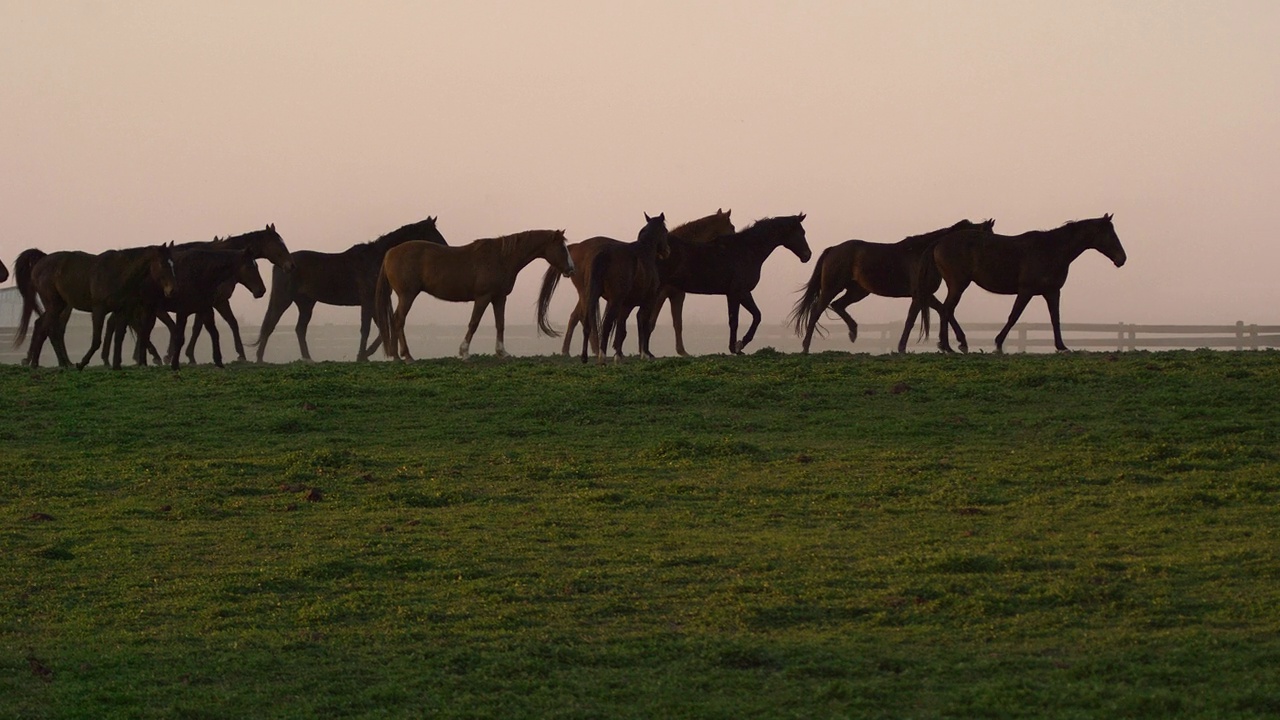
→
(1104, 213, 1113, 222)
(798, 213, 807, 222)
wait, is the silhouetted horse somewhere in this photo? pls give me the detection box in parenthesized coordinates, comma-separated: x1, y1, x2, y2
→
(656, 214, 811, 354)
(922, 214, 1126, 353)
(579, 213, 670, 363)
(13, 245, 177, 368)
(375, 229, 575, 361)
(789, 219, 993, 354)
(175, 224, 292, 363)
(0, 258, 8, 284)
(253, 217, 447, 362)
(536, 209, 734, 356)
(100, 248, 266, 369)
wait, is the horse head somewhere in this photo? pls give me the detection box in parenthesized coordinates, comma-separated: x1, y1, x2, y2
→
(544, 230, 575, 278)
(784, 213, 813, 263)
(641, 212, 671, 260)
(153, 242, 178, 298)
(257, 223, 295, 272)
(1091, 213, 1126, 267)
(237, 249, 267, 299)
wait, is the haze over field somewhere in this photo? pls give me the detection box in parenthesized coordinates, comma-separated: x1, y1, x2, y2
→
(3, 1, 1277, 343)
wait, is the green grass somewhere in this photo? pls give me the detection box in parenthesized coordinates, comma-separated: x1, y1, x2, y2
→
(2, 350, 1279, 718)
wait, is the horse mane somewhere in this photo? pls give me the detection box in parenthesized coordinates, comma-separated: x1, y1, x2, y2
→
(670, 209, 730, 238)
(735, 214, 803, 239)
(368, 217, 442, 251)
(476, 229, 560, 258)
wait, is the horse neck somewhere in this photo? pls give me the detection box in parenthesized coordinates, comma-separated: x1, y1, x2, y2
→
(1049, 223, 1104, 264)
(503, 232, 556, 271)
(671, 217, 726, 243)
(736, 224, 791, 262)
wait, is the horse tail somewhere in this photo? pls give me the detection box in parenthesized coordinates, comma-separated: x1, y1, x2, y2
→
(788, 246, 830, 337)
(912, 248, 941, 341)
(373, 263, 396, 357)
(13, 248, 47, 347)
(535, 264, 562, 337)
(585, 250, 610, 354)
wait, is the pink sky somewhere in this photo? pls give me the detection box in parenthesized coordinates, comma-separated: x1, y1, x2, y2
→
(3, 1, 1277, 343)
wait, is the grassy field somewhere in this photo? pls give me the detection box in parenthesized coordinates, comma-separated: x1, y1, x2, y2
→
(2, 350, 1279, 718)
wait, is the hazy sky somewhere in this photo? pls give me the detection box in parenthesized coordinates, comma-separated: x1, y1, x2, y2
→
(3, 1, 1278, 338)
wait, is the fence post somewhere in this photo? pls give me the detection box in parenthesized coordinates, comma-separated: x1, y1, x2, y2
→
(1250, 324, 1258, 350)
(1236, 321, 1244, 351)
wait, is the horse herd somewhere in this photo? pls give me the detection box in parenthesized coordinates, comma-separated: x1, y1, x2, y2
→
(2, 210, 1126, 368)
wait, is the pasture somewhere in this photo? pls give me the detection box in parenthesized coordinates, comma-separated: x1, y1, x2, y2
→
(2, 350, 1279, 718)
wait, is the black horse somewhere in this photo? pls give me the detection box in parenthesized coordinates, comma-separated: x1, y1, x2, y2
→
(253, 217, 447, 362)
(790, 219, 993, 354)
(656, 215, 811, 354)
(580, 213, 671, 363)
(175, 224, 292, 363)
(922, 214, 1126, 353)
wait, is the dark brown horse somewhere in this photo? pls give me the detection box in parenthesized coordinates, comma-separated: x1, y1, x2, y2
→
(789, 219, 993, 354)
(253, 217, 447, 362)
(656, 214, 812, 354)
(0, 258, 8, 284)
(923, 214, 1126, 353)
(174, 224, 292, 363)
(100, 248, 266, 369)
(536, 209, 734, 356)
(579, 213, 671, 363)
(14, 244, 177, 368)
(375, 229, 575, 361)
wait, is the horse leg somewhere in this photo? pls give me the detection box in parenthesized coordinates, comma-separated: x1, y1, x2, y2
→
(357, 304, 375, 362)
(611, 306, 632, 363)
(637, 302, 656, 359)
(1043, 289, 1068, 352)
(204, 313, 225, 367)
(151, 312, 175, 365)
(255, 293, 292, 363)
(294, 300, 316, 362)
(459, 297, 490, 361)
(390, 292, 419, 362)
(491, 295, 509, 358)
(110, 315, 131, 370)
(168, 314, 189, 371)
(561, 303, 582, 357)
(993, 293, 1034, 353)
(928, 296, 968, 354)
(738, 294, 763, 354)
(829, 287, 868, 347)
(897, 300, 922, 354)
(76, 309, 107, 370)
(101, 312, 120, 367)
(937, 280, 969, 353)
(668, 290, 690, 356)
(214, 300, 245, 362)
(726, 297, 742, 355)
(185, 315, 204, 365)
(52, 305, 77, 368)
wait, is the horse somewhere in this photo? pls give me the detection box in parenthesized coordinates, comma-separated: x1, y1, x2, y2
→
(174, 224, 292, 363)
(99, 248, 266, 369)
(13, 244, 177, 368)
(922, 214, 1126, 353)
(656, 214, 811, 354)
(536, 209, 734, 356)
(789, 219, 994, 354)
(579, 213, 671, 364)
(0, 258, 8, 284)
(375, 229, 575, 361)
(252, 216, 447, 362)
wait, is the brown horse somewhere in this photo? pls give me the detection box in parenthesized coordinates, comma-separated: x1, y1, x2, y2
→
(923, 214, 1126, 353)
(375, 229, 575, 361)
(100, 248, 266, 369)
(536, 209, 734, 356)
(14, 244, 177, 368)
(0, 258, 8, 284)
(579, 213, 671, 363)
(253, 217, 447, 362)
(789, 219, 993, 354)
(656, 214, 812, 354)
(175, 224, 292, 363)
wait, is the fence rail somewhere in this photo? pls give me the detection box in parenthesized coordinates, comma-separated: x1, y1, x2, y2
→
(2, 320, 1279, 365)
